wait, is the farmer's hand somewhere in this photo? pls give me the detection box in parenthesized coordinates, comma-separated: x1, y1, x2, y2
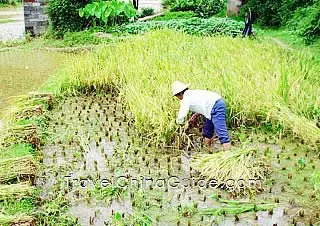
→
(188, 113, 200, 127)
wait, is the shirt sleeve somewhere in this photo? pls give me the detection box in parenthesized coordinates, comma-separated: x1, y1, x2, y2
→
(176, 99, 189, 124)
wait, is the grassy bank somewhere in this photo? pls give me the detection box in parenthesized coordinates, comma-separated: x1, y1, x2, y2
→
(45, 30, 320, 148)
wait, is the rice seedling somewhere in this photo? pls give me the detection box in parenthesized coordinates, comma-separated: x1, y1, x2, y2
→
(191, 147, 270, 195)
(0, 156, 36, 183)
(292, 217, 297, 225)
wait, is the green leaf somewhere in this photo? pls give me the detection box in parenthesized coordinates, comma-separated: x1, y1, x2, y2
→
(298, 157, 306, 169)
(79, 8, 84, 17)
(115, 212, 121, 221)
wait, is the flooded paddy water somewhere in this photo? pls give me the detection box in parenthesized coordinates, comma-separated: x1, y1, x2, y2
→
(37, 94, 320, 226)
(0, 49, 69, 129)
(0, 7, 24, 41)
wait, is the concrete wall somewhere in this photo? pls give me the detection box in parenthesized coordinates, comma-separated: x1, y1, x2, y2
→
(23, 0, 49, 36)
(227, 0, 243, 16)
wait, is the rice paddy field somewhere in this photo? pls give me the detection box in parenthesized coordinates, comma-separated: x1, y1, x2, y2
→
(0, 30, 319, 225)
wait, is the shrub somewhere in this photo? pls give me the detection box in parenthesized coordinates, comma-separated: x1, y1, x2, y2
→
(287, 2, 320, 44)
(79, 0, 136, 26)
(194, 0, 224, 18)
(153, 11, 196, 21)
(0, 0, 16, 6)
(47, 0, 90, 37)
(240, 0, 315, 27)
(62, 30, 109, 46)
(112, 17, 244, 37)
(167, 0, 224, 18)
(139, 7, 155, 18)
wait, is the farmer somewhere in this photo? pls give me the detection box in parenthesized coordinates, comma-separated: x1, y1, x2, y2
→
(172, 81, 231, 150)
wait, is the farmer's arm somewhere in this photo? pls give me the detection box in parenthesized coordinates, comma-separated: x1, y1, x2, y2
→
(176, 99, 189, 124)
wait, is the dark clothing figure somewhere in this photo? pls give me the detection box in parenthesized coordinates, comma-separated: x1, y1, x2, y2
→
(133, 0, 139, 10)
(242, 9, 253, 37)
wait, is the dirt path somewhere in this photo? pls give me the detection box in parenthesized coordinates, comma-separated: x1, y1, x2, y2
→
(271, 38, 293, 50)
(0, 7, 24, 41)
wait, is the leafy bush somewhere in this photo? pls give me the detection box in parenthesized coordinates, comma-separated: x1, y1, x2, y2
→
(0, 0, 16, 6)
(47, 0, 90, 37)
(287, 2, 320, 44)
(240, 0, 315, 27)
(62, 30, 110, 46)
(111, 17, 244, 36)
(139, 7, 155, 18)
(194, 0, 224, 17)
(153, 11, 197, 21)
(79, 0, 136, 26)
(166, 0, 224, 18)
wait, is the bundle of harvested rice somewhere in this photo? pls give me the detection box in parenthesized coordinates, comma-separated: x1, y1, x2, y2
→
(0, 156, 36, 183)
(0, 183, 34, 200)
(0, 214, 34, 225)
(191, 148, 270, 195)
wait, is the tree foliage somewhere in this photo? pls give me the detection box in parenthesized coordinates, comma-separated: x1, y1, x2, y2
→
(165, 0, 224, 18)
(47, 0, 90, 37)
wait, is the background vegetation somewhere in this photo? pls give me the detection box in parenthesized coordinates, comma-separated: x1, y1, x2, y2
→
(240, 0, 319, 44)
(164, 0, 224, 17)
(0, 0, 19, 7)
(47, 0, 90, 37)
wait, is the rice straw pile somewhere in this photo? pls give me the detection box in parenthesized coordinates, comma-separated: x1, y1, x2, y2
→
(0, 156, 36, 183)
(191, 148, 270, 194)
(0, 183, 34, 200)
(0, 214, 34, 225)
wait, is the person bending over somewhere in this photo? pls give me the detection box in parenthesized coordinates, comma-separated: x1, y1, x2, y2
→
(172, 81, 231, 150)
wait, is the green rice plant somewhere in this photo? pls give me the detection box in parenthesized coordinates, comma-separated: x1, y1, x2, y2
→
(112, 211, 153, 226)
(36, 194, 78, 225)
(0, 183, 34, 200)
(0, 156, 36, 183)
(93, 184, 126, 203)
(191, 148, 270, 194)
(201, 203, 275, 216)
(45, 30, 320, 148)
(0, 214, 33, 225)
(179, 203, 198, 217)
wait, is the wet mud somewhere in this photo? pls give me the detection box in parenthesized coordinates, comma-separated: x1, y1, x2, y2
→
(37, 94, 320, 226)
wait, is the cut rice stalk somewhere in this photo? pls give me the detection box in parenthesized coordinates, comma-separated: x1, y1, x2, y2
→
(191, 148, 271, 194)
(0, 214, 34, 225)
(0, 156, 36, 183)
(0, 183, 34, 200)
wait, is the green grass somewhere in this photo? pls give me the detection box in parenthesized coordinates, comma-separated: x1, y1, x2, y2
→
(44, 30, 320, 148)
(0, 143, 35, 159)
(0, 18, 16, 23)
(258, 29, 320, 56)
(0, 198, 34, 215)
